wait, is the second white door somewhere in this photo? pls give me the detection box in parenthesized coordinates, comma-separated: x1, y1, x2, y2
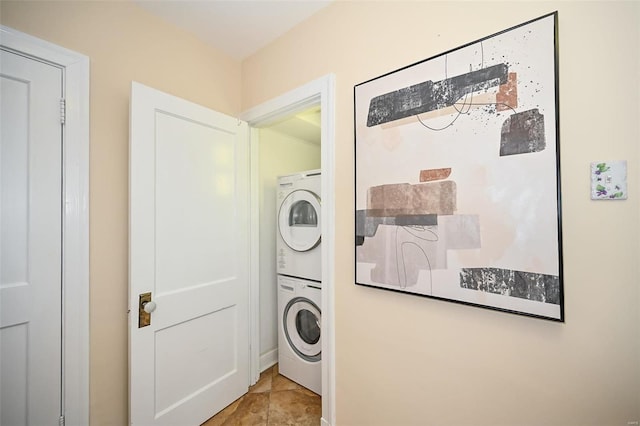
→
(129, 82, 250, 425)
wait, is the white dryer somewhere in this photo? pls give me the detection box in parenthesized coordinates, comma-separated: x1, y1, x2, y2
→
(276, 170, 322, 283)
(277, 275, 321, 395)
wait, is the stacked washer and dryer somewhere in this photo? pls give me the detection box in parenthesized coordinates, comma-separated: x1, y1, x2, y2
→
(276, 170, 322, 395)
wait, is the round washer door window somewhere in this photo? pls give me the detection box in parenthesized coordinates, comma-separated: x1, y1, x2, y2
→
(283, 296, 321, 362)
(278, 189, 321, 252)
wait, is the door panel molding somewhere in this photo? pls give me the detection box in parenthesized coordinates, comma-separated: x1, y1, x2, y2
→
(0, 25, 90, 426)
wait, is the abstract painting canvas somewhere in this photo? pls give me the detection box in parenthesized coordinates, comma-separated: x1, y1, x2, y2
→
(354, 13, 563, 321)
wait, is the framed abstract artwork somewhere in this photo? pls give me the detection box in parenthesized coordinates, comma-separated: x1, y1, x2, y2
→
(354, 12, 563, 321)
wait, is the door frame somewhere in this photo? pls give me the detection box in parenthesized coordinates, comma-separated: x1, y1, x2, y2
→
(0, 25, 90, 425)
(240, 74, 336, 426)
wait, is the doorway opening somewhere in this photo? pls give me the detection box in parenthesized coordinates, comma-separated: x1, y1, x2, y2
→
(256, 105, 321, 368)
(242, 74, 335, 426)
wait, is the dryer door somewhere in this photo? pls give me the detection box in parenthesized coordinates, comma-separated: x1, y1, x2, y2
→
(283, 296, 321, 362)
(278, 189, 321, 252)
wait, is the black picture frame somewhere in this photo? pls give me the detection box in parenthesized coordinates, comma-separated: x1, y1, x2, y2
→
(354, 12, 563, 321)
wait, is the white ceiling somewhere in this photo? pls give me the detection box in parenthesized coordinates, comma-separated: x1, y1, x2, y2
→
(133, 0, 333, 60)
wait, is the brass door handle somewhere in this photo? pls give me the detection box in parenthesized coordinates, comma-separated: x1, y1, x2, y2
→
(138, 292, 154, 328)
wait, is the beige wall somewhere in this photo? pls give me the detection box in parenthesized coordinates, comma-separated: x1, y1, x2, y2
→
(2, 0, 639, 425)
(1, 2, 241, 424)
(243, 1, 640, 424)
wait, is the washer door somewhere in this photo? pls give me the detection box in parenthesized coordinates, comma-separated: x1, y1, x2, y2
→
(278, 189, 321, 252)
(283, 296, 321, 362)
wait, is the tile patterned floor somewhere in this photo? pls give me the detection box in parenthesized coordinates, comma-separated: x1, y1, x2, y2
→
(201, 364, 321, 426)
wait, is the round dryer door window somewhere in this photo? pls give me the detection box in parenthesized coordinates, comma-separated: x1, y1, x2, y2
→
(283, 297, 321, 362)
(278, 189, 321, 252)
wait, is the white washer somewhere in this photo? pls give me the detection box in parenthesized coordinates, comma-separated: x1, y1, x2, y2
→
(277, 275, 321, 395)
(276, 170, 322, 284)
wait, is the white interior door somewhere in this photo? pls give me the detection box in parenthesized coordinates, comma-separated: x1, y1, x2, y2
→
(0, 50, 63, 425)
(129, 82, 250, 425)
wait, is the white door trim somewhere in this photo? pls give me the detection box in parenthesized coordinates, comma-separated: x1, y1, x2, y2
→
(0, 25, 90, 426)
(241, 74, 336, 426)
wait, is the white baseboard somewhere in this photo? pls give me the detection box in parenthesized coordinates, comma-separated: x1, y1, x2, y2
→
(259, 348, 278, 372)
(321, 417, 331, 426)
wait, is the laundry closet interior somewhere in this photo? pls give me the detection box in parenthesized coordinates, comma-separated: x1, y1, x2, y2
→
(256, 106, 323, 397)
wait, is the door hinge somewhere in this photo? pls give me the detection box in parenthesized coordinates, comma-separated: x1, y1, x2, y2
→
(59, 415, 65, 426)
(60, 98, 66, 125)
